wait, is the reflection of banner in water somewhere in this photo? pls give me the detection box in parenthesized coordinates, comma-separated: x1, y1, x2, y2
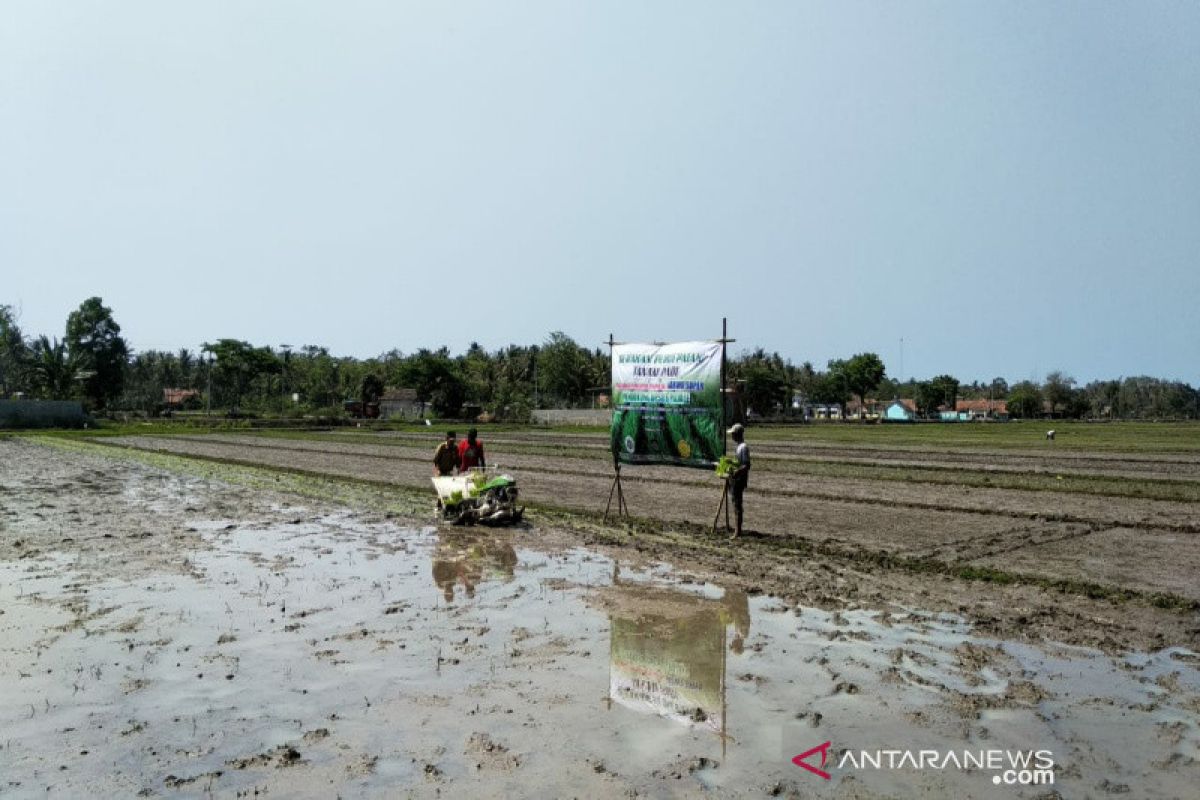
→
(608, 600, 725, 734)
(610, 341, 724, 468)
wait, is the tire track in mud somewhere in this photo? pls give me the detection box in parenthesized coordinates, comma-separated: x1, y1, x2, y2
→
(906, 522, 1104, 563)
(130, 434, 1200, 534)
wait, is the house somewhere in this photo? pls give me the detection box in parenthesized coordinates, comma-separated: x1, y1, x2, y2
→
(812, 403, 844, 420)
(796, 402, 843, 421)
(162, 388, 199, 408)
(955, 399, 1009, 421)
(379, 387, 421, 419)
(884, 398, 917, 422)
(845, 399, 883, 421)
(343, 399, 381, 419)
(938, 399, 1008, 421)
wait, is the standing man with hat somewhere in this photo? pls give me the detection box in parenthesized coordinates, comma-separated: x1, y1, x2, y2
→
(728, 423, 751, 538)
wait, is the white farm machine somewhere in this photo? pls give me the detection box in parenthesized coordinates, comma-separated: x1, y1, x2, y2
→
(432, 470, 524, 526)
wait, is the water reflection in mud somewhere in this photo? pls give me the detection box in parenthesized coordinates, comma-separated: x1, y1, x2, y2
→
(431, 531, 518, 602)
(594, 569, 751, 753)
(3, 494, 1199, 798)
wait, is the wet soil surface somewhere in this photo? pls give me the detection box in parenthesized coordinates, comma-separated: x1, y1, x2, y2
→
(108, 433, 1200, 603)
(3, 438, 1200, 798)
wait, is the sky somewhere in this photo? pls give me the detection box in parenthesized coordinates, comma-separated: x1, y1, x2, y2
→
(2, 2, 1197, 384)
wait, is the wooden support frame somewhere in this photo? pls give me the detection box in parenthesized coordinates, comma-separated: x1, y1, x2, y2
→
(603, 462, 629, 523)
(711, 476, 731, 534)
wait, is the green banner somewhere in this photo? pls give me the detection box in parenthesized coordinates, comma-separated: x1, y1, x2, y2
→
(610, 341, 724, 467)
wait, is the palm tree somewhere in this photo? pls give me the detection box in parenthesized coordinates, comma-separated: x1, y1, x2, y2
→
(178, 348, 194, 387)
(30, 336, 80, 400)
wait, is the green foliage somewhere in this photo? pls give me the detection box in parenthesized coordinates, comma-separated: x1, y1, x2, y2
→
(913, 381, 942, 416)
(728, 349, 819, 417)
(360, 372, 384, 405)
(1008, 381, 1043, 419)
(6, 296, 1200, 424)
(830, 353, 886, 419)
(808, 370, 849, 405)
(462, 342, 497, 407)
(202, 339, 281, 412)
(65, 297, 129, 410)
(396, 348, 466, 417)
(30, 336, 79, 400)
(1093, 376, 1200, 420)
(740, 361, 787, 417)
(123, 351, 167, 413)
(1043, 371, 1076, 415)
(912, 374, 960, 416)
(0, 305, 30, 398)
(295, 345, 346, 410)
(536, 332, 595, 408)
(715, 455, 738, 478)
(929, 374, 959, 412)
(791, 361, 817, 400)
(116, 347, 205, 415)
(485, 344, 537, 420)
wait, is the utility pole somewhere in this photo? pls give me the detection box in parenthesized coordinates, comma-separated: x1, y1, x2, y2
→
(280, 344, 292, 409)
(721, 317, 727, 453)
(205, 351, 212, 417)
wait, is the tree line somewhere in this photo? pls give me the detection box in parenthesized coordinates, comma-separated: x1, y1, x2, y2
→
(2, 299, 1197, 421)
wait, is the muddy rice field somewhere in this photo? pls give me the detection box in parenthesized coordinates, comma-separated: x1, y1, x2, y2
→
(2, 428, 1199, 798)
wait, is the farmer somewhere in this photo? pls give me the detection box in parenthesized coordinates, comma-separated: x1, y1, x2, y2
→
(458, 427, 486, 472)
(433, 430, 459, 476)
(728, 423, 751, 538)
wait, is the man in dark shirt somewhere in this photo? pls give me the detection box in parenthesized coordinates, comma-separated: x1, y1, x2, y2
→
(433, 431, 459, 476)
(458, 427, 486, 472)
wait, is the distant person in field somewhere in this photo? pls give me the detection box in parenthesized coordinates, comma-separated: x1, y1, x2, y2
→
(458, 427, 486, 473)
(728, 423, 751, 538)
(433, 431, 459, 476)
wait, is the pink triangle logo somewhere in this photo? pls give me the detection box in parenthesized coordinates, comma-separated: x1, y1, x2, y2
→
(792, 741, 832, 780)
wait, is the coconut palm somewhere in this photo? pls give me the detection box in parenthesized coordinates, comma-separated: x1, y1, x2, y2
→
(30, 336, 81, 400)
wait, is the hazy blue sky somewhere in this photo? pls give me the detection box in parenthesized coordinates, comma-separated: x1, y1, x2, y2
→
(3, 2, 1197, 383)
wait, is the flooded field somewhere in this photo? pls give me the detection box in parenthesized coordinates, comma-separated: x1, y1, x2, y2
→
(2, 437, 1200, 798)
